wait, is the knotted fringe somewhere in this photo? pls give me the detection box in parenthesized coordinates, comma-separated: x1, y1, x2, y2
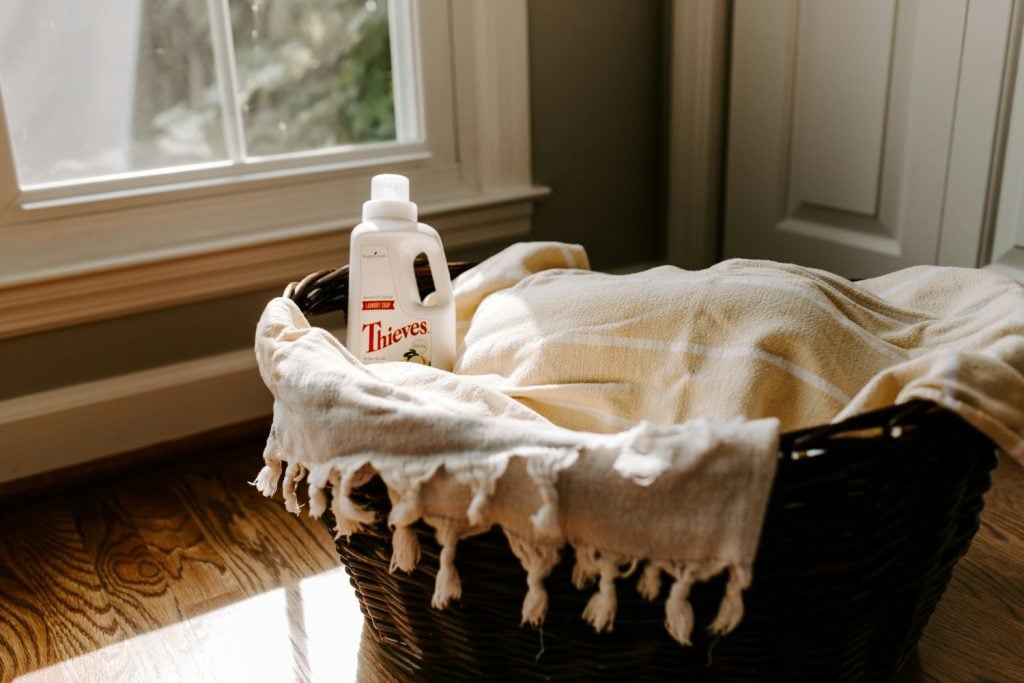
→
(664, 566, 697, 645)
(432, 522, 462, 609)
(525, 448, 580, 538)
(637, 561, 664, 601)
(505, 533, 562, 626)
(452, 457, 510, 527)
(252, 459, 282, 497)
(581, 554, 624, 633)
(388, 487, 423, 573)
(709, 564, 750, 635)
(391, 527, 420, 574)
(250, 454, 756, 645)
(572, 544, 601, 589)
(467, 488, 489, 526)
(327, 470, 377, 540)
(381, 462, 442, 574)
(282, 462, 307, 514)
(308, 480, 328, 518)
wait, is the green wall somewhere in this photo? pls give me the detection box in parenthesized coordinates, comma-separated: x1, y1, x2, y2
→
(528, 0, 666, 271)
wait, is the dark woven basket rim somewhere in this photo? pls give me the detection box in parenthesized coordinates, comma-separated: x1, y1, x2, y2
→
(282, 261, 998, 682)
(284, 259, 475, 319)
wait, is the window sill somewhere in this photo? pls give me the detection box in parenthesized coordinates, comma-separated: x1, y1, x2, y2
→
(0, 184, 548, 339)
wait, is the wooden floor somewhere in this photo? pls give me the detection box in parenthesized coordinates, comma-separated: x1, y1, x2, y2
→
(0, 433, 1021, 682)
(0, 432, 362, 683)
(906, 453, 1024, 683)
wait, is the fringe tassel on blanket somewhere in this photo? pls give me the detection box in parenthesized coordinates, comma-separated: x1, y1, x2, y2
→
(664, 565, 697, 645)
(380, 462, 442, 574)
(282, 462, 307, 514)
(637, 561, 664, 601)
(452, 457, 510, 527)
(250, 455, 757, 647)
(572, 544, 601, 589)
(582, 553, 630, 633)
(328, 470, 377, 539)
(525, 448, 580, 538)
(388, 487, 423, 574)
(308, 479, 328, 519)
(292, 463, 378, 539)
(505, 532, 562, 626)
(432, 521, 463, 609)
(391, 526, 420, 574)
(710, 564, 750, 635)
(252, 459, 282, 497)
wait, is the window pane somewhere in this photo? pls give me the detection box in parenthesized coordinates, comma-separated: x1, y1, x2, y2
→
(230, 0, 396, 157)
(0, 0, 227, 186)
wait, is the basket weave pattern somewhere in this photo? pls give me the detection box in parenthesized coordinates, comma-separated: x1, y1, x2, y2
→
(287, 264, 996, 681)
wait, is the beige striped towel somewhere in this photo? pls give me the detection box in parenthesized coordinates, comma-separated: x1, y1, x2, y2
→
(454, 244, 1024, 459)
(253, 241, 1024, 647)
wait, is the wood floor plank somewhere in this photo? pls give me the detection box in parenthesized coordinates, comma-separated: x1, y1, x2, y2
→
(68, 482, 220, 683)
(0, 498, 148, 678)
(113, 471, 246, 619)
(71, 488, 174, 630)
(0, 544, 49, 675)
(912, 457, 1024, 682)
(0, 440, 357, 683)
(17, 638, 148, 683)
(168, 461, 337, 598)
(224, 451, 341, 569)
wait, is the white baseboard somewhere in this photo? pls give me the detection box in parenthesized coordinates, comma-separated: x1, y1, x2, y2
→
(0, 347, 272, 484)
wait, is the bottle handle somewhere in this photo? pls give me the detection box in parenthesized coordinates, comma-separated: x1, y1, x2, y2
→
(422, 241, 454, 308)
(396, 234, 453, 312)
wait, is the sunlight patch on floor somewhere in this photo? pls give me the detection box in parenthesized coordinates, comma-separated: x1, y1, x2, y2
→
(16, 567, 363, 682)
(299, 566, 364, 681)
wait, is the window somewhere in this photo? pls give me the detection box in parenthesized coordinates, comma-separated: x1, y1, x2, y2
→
(0, 0, 410, 190)
(0, 1, 543, 339)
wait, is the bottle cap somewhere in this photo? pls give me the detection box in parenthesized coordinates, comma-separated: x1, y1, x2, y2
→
(363, 174, 418, 223)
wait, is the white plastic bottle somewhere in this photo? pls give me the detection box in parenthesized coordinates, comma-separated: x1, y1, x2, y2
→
(346, 174, 456, 370)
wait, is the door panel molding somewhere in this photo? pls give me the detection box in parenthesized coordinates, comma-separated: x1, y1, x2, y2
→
(787, 0, 897, 218)
(725, 0, 972, 277)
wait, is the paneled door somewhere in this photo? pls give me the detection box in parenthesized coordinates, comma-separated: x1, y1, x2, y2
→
(723, 0, 1012, 278)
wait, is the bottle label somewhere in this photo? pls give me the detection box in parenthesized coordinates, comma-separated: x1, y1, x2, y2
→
(357, 244, 432, 365)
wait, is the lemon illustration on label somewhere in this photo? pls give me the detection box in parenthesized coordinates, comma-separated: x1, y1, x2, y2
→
(403, 349, 430, 366)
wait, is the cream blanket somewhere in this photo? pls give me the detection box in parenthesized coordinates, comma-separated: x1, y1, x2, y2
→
(254, 242, 1024, 647)
(453, 243, 1024, 458)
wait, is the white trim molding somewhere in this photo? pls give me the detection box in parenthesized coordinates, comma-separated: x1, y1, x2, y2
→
(451, 0, 534, 192)
(0, 0, 543, 339)
(0, 190, 543, 339)
(989, 0, 1024, 284)
(938, 0, 1018, 268)
(0, 347, 271, 484)
(666, 0, 730, 270)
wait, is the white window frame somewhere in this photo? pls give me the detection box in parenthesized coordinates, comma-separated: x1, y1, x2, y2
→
(0, 0, 546, 339)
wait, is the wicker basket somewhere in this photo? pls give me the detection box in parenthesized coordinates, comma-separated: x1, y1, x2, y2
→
(285, 263, 997, 682)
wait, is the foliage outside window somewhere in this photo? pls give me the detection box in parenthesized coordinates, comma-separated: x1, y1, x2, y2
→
(0, 0, 397, 187)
